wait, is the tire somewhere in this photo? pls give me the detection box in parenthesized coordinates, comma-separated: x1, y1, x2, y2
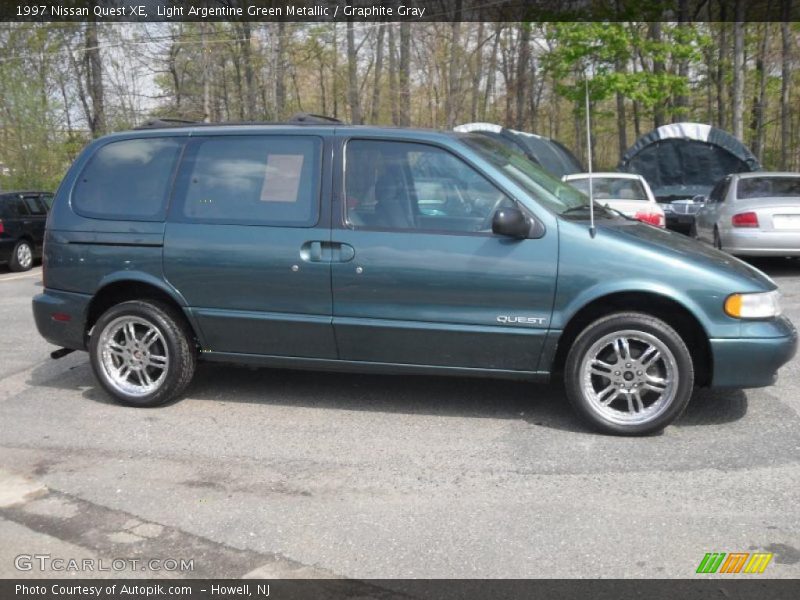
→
(689, 222, 698, 239)
(713, 227, 722, 250)
(9, 239, 34, 272)
(564, 312, 694, 436)
(89, 300, 196, 407)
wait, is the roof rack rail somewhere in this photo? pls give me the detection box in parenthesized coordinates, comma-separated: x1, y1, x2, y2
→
(135, 118, 200, 130)
(285, 112, 344, 125)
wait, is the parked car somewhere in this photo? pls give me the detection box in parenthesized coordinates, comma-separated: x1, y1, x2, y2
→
(0, 191, 52, 271)
(692, 173, 800, 257)
(562, 173, 665, 227)
(33, 122, 796, 435)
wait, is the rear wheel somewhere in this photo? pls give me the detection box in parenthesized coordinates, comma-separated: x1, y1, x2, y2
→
(9, 240, 33, 272)
(713, 227, 722, 250)
(564, 312, 694, 435)
(89, 300, 196, 407)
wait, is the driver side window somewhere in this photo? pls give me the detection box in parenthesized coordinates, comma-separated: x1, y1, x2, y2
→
(345, 139, 513, 234)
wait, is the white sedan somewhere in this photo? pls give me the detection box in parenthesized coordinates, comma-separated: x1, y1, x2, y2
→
(562, 172, 665, 227)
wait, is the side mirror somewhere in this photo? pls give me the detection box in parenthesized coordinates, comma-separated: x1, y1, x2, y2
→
(492, 207, 529, 239)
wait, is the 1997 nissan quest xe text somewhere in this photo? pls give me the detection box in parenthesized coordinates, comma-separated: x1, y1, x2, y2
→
(32, 119, 797, 435)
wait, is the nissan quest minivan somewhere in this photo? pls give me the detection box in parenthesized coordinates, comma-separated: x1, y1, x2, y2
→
(33, 119, 797, 435)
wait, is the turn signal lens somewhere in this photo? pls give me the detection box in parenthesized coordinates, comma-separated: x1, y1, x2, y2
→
(724, 290, 781, 319)
(732, 212, 759, 228)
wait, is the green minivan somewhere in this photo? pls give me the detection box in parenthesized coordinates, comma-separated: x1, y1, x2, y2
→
(33, 120, 797, 435)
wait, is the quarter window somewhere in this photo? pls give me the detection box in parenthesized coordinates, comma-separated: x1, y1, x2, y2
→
(23, 196, 47, 215)
(73, 138, 183, 220)
(345, 140, 513, 233)
(175, 136, 321, 227)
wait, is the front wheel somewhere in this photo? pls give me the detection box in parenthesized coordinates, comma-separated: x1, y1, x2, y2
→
(564, 312, 694, 435)
(89, 300, 196, 407)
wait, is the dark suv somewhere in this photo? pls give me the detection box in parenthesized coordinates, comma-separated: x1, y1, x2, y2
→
(32, 122, 796, 435)
(0, 191, 52, 271)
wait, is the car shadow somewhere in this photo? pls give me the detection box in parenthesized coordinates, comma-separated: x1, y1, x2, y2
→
(27, 358, 749, 434)
(743, 256, 800, 277)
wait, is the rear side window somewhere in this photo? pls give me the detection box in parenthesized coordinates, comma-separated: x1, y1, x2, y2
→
(737, 177, 800, 199)
(23, 196, 47, 215)
(73, 138, 183, 220)
(173, 136, 321, 227)
(6, 198, 30, 217)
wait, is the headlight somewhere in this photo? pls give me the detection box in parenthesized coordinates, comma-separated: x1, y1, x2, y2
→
(724, 290, 782, 319)
(661, 203, 674, 213)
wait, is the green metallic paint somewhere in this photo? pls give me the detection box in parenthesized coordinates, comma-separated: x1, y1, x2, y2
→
(32, 124, 798, 389)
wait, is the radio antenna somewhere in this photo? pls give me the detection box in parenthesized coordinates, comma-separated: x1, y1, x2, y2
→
(585, 75, 596, 238)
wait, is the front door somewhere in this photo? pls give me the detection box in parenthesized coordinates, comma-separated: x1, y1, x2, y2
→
(164, 134, 337, 359)
(331, 138, 558, 372)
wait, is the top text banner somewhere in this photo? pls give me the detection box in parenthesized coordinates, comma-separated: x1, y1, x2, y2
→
(3, 0, 799, 22)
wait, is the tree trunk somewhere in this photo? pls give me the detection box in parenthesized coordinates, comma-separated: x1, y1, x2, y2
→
(85, 22, 105, 136)
(732, 0, 745, 140)
(673, 0, 690, 121)
(332, 24, 339, 119)
(240, 21, 255, 120)
(399, 23, 411, 126)
(483, 24, 503, 123)
(470, 22, 484, 122)
(370, 23, 385, 124)
(780, 5, 792, 169)
(615, 58, 628, 160)
(445, 5, 463, 129)
(275, 22, 287, 120)
(388, 24, 399, 125)
(716, 13, 728, 130)
(514, 23, 530, 130)
(346, 20, 362, 124)
(750, 22, 769, 161)
(649, 22, 665, 128)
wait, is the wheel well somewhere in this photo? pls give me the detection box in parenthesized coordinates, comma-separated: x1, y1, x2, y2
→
(86, 281, 197, 344)
(551, 292, 712, 386)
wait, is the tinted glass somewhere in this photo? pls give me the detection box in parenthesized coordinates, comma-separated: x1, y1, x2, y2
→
(6, 198, 30, 217)
(346, 139, 513, 233)
(737, 177, 800, 199)
(567, 178, 648, 201)
(176, 136, 320, 227)
(23, 196, 47, 215)
(73, 138, 183, 220)
(40, 194, 54, 210)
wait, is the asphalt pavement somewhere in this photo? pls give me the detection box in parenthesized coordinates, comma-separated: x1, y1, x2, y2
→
(1, 259, 799, 579)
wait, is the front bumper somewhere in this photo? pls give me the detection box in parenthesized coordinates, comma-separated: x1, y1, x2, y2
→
(32, 288, 92, 351)
(709, 316, 798, 388)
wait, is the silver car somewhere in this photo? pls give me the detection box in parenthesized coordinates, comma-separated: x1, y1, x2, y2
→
(693, 172, 800, 256)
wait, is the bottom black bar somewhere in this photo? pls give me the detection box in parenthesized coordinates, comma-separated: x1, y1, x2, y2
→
(2, 579, 800, 600)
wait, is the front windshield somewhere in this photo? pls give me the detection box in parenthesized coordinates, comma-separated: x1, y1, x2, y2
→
(457, 133, 618, 219)
(567, 177, 649, 201)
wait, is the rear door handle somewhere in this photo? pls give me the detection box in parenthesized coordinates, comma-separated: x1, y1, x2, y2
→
(300, 241, 325, 262)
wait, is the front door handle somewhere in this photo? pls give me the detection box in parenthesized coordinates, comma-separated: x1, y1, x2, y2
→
(335, 243, 355, 262)
(300, 241, 356, 263)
